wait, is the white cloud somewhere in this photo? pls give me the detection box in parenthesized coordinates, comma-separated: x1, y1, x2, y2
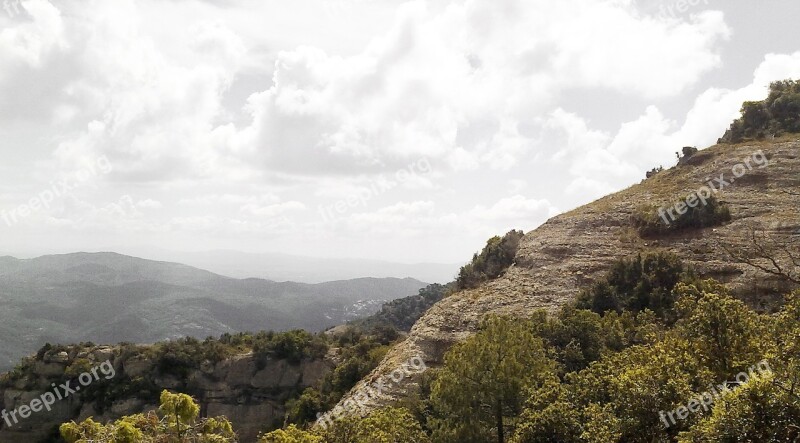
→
(136, 199, 163, 209)
(240, 200, 306, 217)
(223, 0, 730, 176)
(675, 51, 800, 148)
(469, 195, 560, 228)
(5, 0, 789, 264)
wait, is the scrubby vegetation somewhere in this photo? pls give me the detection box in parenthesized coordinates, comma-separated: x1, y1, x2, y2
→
(1, 326, 396, 440)
(457, 230, 524, 290)
(720, 79, 800, 143)
(244, 252, 800, 443)
(263, 407, 429, 443)
(351, 283, 453, 332)
(574, 252, 690, 321)
(60, 390, 236, 442)
(633, 195, 731, 237)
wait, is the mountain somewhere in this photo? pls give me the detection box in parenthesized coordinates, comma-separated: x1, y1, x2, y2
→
(108, 249, 462, 284)
(323, 137, 800, 420)
(0, 252, 426, 371)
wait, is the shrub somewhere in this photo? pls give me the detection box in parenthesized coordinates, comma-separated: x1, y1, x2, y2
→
(719, 79, 800, 143)
(575, 252, 688, 321)
(457, 230, 524, 290)
(633, 195, 731, 237)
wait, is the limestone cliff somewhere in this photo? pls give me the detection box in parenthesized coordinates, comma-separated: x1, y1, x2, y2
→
(323, 139, 800, 420)
(0, 345, 333, 442)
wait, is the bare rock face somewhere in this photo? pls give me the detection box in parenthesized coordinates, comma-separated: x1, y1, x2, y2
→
(324, 139, 800, 421)
(0, 346, 334, 443)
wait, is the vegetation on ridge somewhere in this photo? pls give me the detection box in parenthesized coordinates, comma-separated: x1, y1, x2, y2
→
(457, 230, 524, 290)
(720, 79, 800, 143)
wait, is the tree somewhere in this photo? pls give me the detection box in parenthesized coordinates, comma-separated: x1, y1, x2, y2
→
(314, 408, 429, 443)
(350, 407, 430, 443)
(429, 316, 556, 443)
(575, 252, 687, 321)
(511, 379, 583, 443)
(260, 425, 324, 443)
(678, 374, 798, 442)
(720, 223, 800, 285)
(60, 390, 236, 442)
(674, 280, 763, 376)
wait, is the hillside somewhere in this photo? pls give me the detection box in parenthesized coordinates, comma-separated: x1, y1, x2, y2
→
(323, 137, 800, 421)
(0, 252, 426, 372)
(0, 336, 334, 442)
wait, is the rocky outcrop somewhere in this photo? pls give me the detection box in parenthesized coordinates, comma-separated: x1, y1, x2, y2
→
(0, 346, 333, 442)
(323, 139, 800, 421)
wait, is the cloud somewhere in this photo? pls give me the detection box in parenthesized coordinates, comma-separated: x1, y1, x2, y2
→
(675, 51, 800, 147)
(2, 0, 731, 184)
(240, 200, 306, 217)
(2, 0, 775, 263)
(224, 0, 730, 176)
(469, 195, 560, 227)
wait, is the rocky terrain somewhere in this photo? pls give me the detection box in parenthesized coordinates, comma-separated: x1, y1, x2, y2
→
(0, 345, 333, 442)
(323, 138, 800, 421)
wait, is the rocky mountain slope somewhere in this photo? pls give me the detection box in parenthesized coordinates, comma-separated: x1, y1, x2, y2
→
(0, 252, 426, 371)
(323, 138, 800, 420)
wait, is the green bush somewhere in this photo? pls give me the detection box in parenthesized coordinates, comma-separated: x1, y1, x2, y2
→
(575, 252, 689, 321)
(634, 195, 731, 237)
(457, 230, 524, 290)
(719, 79, 800, 143)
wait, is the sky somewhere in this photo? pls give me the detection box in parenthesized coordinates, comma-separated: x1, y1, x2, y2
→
(1, 0, 800, 264)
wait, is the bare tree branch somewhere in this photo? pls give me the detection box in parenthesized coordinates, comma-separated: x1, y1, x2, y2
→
(718, 224, 800, 285)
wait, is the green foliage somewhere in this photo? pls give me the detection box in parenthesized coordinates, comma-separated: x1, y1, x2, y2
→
(149, 336, 240, 378)
(720, 79, 800, 143)
(634, 195, 731, 237)
(261, 408, 429, 443)
(53, 277, 800, 443)
(260, 424, 324, 443)
(575, 252, 687, 320)
(60, 390, 235, 442)
(429, 316, 556, 443)
(674, 280, 764, 376)
(253, 330, 329, 366)
(284, 327, 391, 427)
(353, 283, 453, 332)
(325, 407, 430, 443)
(457, 230, 524, 290)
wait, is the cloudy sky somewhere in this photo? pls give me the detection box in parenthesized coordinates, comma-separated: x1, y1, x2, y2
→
(1, 0, 799, 264)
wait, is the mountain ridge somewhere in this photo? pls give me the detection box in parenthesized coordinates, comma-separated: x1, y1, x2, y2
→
(322, 137, 800, 422)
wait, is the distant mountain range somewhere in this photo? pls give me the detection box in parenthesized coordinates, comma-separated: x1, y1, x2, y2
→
(0, 252, 427, 371)
(104, 248, 461, 284)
